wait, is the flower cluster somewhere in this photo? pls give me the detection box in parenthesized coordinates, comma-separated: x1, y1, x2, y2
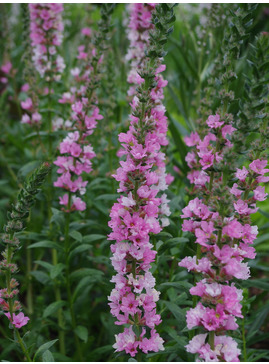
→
(125, 3, 155, 97)
(20, 94, 42, 126)
(0, 163, 50, 331)
(54, 100, 103, 212)
(54, 20, 110, 211)
(58, 27, 93, 109)
(179, 113, 269, 361)
(29, 4, 65, 79)
(108, 4, 174, 358)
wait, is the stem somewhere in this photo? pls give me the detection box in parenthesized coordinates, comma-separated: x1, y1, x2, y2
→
(217, 228, 222, 247)
(26, 241, 33, 315)
(15, 329, 32, 362)
(64, 193, 83, 361)
(132, 260, 136, 278)
(209, 331, 215, 350)
(52, 248, 66, 356)
(242, 316, 247, 361)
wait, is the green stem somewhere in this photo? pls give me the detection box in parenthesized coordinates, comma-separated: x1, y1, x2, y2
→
(26, 241, 33, 315)
(132, 260, 136, 278)
(64, 193, 83, 361)
(15, 329, 32, 362)
(52, 248, 66, 356)
(242, 316, 247, 361)
(217, 228, 222, 247)
(209, 331, 215, 350)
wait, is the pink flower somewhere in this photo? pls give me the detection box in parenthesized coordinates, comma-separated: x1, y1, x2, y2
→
(235, 166, 248, 181)
(230, 183, 242, 197)
(1, 62, 12, 74)
(21, 83, 30, 92)
(206, 114, 224, 128)
(221, 124, 236, 138)
(21, 114, 31, 124)
(186, 334, 207, 354)
(32, 112, 42, 123)
(249, 159, 269, 175)
(222, 219, 243, 239)
(195, 221, 215, 246)
(21, 98, 33, 110)
(5, 312, 30, 329)
(81, 27, 91, 36)
(199, 151, 214, 170)
(253, 186, 268, 201)
(72, 196, 86, 211)
(184, 131, 200, 147)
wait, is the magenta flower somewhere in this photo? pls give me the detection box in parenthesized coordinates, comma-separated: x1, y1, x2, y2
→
(5, 312, 30, 329)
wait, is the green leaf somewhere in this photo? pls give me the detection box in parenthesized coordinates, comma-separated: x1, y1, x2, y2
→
(28, 240, 64, 252)
(18, 160, 41, 178)
(50, 263, 65, 279)
(82, 234, 107, 243)
(43, 301, 66, 318)
(31, 271, 50, 285)
(166, 237, 189, 244)
(95, 194, 119, 201)
(69, 244, 92, 259)
(162, 301, 186, 329)
(42, 350, 54, 362)
(74, 325, 88, 343)
(158, 237, 188, 254)
(159, 281, 192, 291)
(69, 230, 82, 242)
(34, 339, 58, 361)
(242, 279, 269, 291)
(168, 113, 189, 172)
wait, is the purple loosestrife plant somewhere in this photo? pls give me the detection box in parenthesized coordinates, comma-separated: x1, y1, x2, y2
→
(29, 4, 65, 80)
(0, 162, 50, 361)
(54, 30, 103, 212)
(178, 6, 269, 362)
(108, 4, 175, 358)
(20, 4, 65, 127)
(52, 5, 114, 361)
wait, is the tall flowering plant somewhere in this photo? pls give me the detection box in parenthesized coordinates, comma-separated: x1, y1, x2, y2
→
(108, 4, 175, 358)
(178, 8, 269, 362)
(0, 163, 50, 361)
(54, 9, 113, 212)
(20, 4, 65, 127)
